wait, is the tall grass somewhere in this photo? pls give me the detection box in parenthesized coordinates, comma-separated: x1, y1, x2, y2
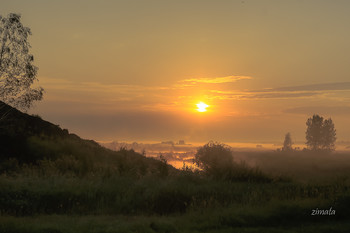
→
(2, 137, 350, 232)
(0, 172, 349, 217)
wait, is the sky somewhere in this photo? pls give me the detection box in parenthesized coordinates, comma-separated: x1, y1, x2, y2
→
(2, 0, 350, 145)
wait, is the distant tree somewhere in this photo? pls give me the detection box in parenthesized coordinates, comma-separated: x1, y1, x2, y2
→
(322, 118, 336, 151)
(194, 141, 233, 177)
(306, 114, 336, 151)
(306, 115, 323, 150)
(282, 132, 293, 151)
(0, 13, 43, 111)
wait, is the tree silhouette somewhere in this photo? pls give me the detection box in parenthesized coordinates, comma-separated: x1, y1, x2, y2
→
(322, 118, 336, 151)
(194, 141, 233, 177)
(306, 114, 336, 151)
(282, 132, 293, 151)
(0, 13, 43, 111)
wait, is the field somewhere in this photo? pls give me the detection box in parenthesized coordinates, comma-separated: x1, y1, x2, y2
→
(1, 142, 350, 232)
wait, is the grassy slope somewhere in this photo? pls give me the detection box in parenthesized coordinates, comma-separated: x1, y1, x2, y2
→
(0, 101, 176, 177)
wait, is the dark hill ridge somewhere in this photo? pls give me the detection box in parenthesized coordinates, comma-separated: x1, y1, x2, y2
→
(0, 100, 93, 162)
(0, 100, 70, 138)
(0, 101, 175, 176)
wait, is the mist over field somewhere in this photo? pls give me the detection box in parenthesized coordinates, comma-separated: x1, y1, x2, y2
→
(99, 140, 350, 181)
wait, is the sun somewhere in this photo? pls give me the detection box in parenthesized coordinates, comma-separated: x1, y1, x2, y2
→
(196, 102, 209, 112)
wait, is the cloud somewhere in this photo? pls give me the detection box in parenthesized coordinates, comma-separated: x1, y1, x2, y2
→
(39, 75, 256, 112)
(236, 82, 350, 100)
(256, 82, 350, 92)
(39, 77, 350, 117)
(208, 89, 322, 100)
(40, 77, 168, 93)
(181, 75, 252, 84)
(241, 91, 321, 99)
(38, 77, 176, 113)
(283, 106, 350, 115)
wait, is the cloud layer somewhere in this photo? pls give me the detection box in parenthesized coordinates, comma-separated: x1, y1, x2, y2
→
(284, 106, 350, 115)
(181, 76, 252, 84)
(33, 77, 350, 142)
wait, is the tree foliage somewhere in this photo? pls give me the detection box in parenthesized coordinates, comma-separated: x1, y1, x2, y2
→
(0, 13, 43, 110)
(282, 132, 293, 151)
(306, 114, 336, 151)
(194, 141, 233, 176)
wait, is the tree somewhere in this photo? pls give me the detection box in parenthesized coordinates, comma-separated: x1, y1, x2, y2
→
(0, 13, 43, 111)
(282, 132, 293, 151)
(306, 114, 336, 151)
(194, 141, 233, 177)
(322, 118, 336, 151)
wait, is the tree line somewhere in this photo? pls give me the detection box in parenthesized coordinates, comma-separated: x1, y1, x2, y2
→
(283, 114, 336, 152)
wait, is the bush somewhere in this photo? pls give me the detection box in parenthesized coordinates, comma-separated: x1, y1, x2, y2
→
(194, 141, 233, 178)
(194, 141, 271, 182)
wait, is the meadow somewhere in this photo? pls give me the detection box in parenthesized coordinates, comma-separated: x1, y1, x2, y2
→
(1, 137, 350, 233)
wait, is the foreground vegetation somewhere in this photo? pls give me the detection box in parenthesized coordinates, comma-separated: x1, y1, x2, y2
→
(2, 210, 350, 233)
(1, 168, 350, 233)
(1, 144, 350, 233)
(1, 102, 350, 232)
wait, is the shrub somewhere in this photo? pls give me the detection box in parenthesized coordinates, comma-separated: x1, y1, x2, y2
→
(194, 141, 233, 178)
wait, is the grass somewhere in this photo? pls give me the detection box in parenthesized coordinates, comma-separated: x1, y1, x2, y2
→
(1, 208, 350, 233)
(1, 172, 350, 226)
(1, 135, 350, 232)
(1, 177, 349, 232)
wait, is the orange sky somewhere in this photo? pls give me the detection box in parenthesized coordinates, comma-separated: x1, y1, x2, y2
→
(2, 1, 350, 145)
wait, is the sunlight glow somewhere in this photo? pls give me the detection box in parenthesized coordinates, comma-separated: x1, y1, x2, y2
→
(196, 102, 209, 112)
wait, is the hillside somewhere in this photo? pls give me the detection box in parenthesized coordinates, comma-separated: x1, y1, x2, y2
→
(0, 101, 175, 176)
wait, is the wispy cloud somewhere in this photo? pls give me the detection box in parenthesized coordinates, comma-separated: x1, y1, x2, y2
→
(235, 82, 350, 100)
(40, 78, 168, 93)
(39, 75, 254, 111)
(176, 81, 341, 101)
(241, 91, 322, 99)
(181, 75, 252, 85)
(284, 106, 350, 115)
(39, 77, 172, 112)
(39, 76, 350, 116)
(255, 82, 350, 92)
